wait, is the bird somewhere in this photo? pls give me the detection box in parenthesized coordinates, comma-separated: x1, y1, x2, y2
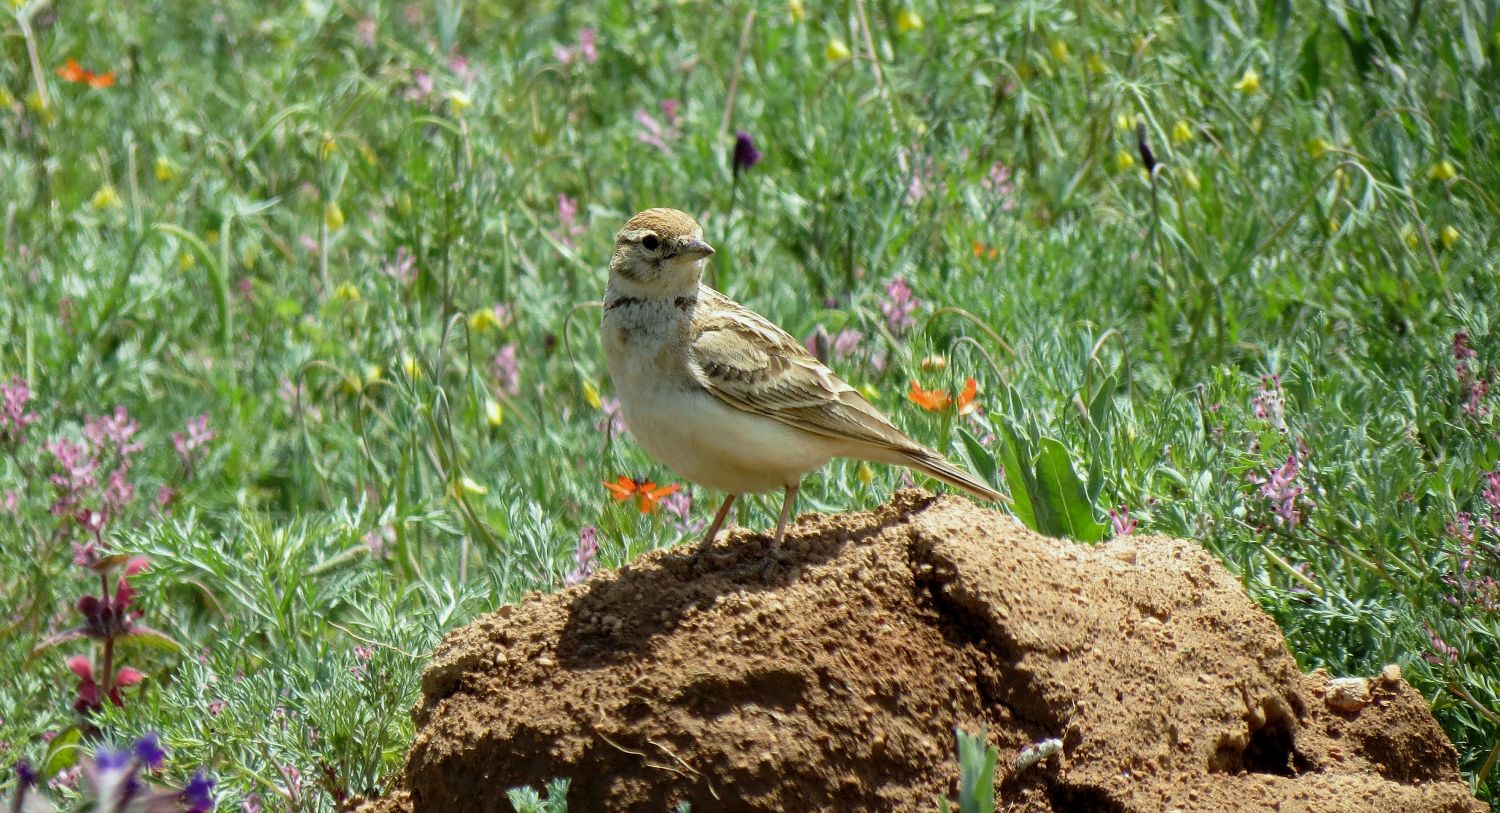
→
(600, 207, 1004, 569)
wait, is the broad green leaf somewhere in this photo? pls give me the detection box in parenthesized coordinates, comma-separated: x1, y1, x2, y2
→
(41, 727, 82, 781)
(1034, 438, 1109, 543)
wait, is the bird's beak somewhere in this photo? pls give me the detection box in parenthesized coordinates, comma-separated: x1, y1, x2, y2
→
(676, 239, 715, 259)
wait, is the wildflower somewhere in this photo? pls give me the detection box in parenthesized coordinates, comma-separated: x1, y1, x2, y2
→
(1179, 167, 1200, 190)
(173, 414, 216, 472)
(1172, 120, 1194, 145)
(660, 488, 706, 534)
(634, 107, 680, 154)
(1440, 225, 1460, 249)
(908, 382, 951, 411)
(1454, 332, 1477, 362)
(731, 131, 762, 177)
(898, 9, 924, 33)
(1, 376, 39, 443)
(1424, 624, 1458, 665)
(1251, 374, 1286, 431)
(1086, 53, 1107, 73)
(324, 202, 345, 232)
(980, 161, 1016, 210)
(1108, 505, 1137, 537)
(832, 328, 863, 359)
(788, 0, 806, 20)
(403, 70, 434, 102)
(582, 380, 603, 410)
(1112, 149, 1136, 173)
(955, 378, 979, 415)
(181, 769, 215, 813)
(1248, 454, 1308, 529)
(56, 58, 116, 88)
(492, 344, 520, 396)
(555, 194, 587, 247)
(857, 462, 874, 486)
(133, 733, 166, 771)
(446, 89, 472, 112)
(1428, 160, 1457, 182)
(381, 246, 417, 285)
(879, 277, 919, 333)
(66, 654, 142, 713)
(826, 38, 852, 62)
(1048, 39, 1070, 62)
(362, 525, 394, 558)
(603, 476, 680, 513)
(468, 306, 505, 333)
(595, 396, 626, 437)
(1234, 67, 1260, 93)
(972, 242, 998, 259)
(484, 399, 503, 427)
(356, 16, 377, 48)
(333, 282, 360, 302)
(154, 156, 178, 182)
(1135, 122, 1157, 174)
(400, 353, 422, 379)
(565, 526, 600, 586)
(91, 184, 121, 210)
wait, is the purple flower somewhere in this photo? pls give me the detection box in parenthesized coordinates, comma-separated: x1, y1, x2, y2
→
(594, 396, 626, 437)
(879, 277, 920, 334)
(1454, 332, 1477, 361)
(1251, 374, 1286, 431)
(133, 734, 166, 771)
(181, 769, 215, 813)
(634, 107, 679, 154)
(1483, 464, 1500, 516)
(565, 526, 600, 586)
(804, 326, 864, 363)
(732, 131, 761, 177)
(659, 98, 680, 124)
(1108, 505, 1137, 537)
(0, 376, 39, 443)
(403, 70, 434, 102)
(1425, 624, 1458, 665)
(16, 760, 36, 788)
(660, 489, 706, 535)
(556, 28, 598, 66)
(492, 344, 520, 396)
(84, 406, 143, 460)
(1248, 454, 1309, 529)
(904, 150, 939, 204)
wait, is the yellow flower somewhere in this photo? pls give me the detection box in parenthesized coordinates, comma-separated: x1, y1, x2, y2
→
(1440, 225, 1460, 249)
(1115, 113, 1137, 132)
(333, 282, 361, 302)
(342, 372, 363, 395)
(1113, 149, 1137, 172)
(582, 379, 602, 410)
(1048, 39, 1071, 63)
(24, 90, 45, 112)
(447, 90, 472, 111)
(1234, 68, 1260, 93)
(204, 229, 219, 245)
(1400, 224, 1419, 249)
(469, 308, 501, 333)
(400, 353, 422, 379)
(364, 364, 382, 384)
(858, 382, 880, 403)
(897, 9, 923, 33)
(826, 38, 852, 62)
(1428, 160, 1457, 182)
(320, 135, 337, 160)
(1172, 120, 1194, 145)
(178, 251, 196, 271)
(1304, 137, 1332, 159)
(324, 201, 344, 232)
(485, 399, 504, 427)
(787, 0, 805, 22)
(856, 462, 874, 487)
(1086, 53, 1107, 74)
(1179, 167, 1200, 190)
(154, 156, 177, 182)
(1326, 217, 1339, 235)
(451, 476, 488, 499)
(0, 86, 13, 108)
(90, 184, 121, 210)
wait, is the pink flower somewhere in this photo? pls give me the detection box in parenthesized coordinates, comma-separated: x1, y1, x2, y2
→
(1251, 375, 1286, 432)
(0, 376, 39, 443)
(594, 396, 626, 437)
(981, 161, 1017, 211)
(556, 194, 587, 247)
(634, 107, 680, 154)
(1108, 505, 1137, 537)
(356, 16, 377, 48)
(1248, 454, 1309, 529)
(173, 414, 217, 473)
(660, 489, 706, 535)
(880, 277, 919, 334)
(579, 28, 597, 63)
(565, 526, 600, 585)
(659, 98, 680, 124)
(381, 246, 417, 285)
(492, 344, 520, 396)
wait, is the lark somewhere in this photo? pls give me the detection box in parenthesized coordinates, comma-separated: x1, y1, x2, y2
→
(601, 208, 1003, 566)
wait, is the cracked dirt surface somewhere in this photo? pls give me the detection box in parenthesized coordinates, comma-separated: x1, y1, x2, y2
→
(358, 491, 1483, 812)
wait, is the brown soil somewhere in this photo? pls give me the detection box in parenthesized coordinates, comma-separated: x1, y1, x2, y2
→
(358, 491, 1482, 813)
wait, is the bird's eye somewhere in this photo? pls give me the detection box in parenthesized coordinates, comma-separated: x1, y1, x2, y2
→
(641, 235, 661, 252)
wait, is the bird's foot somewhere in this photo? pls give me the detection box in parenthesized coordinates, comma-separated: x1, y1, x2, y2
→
(757, 542, 791, 581)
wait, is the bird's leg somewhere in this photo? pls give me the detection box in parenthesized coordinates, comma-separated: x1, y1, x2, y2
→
(760, 484, 799, 578)
(696, 493, 737, 554)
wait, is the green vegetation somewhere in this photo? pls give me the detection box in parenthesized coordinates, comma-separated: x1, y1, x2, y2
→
(2, 0, 1498, 808)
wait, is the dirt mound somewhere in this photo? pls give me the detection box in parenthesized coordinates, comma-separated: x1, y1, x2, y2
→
(360, 491, 1482, 812)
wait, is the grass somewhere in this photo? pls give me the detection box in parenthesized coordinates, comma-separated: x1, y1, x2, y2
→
(2, 0, 1498, 808)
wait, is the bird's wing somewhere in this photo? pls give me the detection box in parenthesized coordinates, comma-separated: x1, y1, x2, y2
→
(688, 288, 926, 455)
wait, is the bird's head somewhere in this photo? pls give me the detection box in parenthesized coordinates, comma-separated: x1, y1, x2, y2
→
(608, 208, 715, 296)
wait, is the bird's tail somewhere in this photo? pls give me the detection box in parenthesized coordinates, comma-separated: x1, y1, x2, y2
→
(897, 448, 1008, 503)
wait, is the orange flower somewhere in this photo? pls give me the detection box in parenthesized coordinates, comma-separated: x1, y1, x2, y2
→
(602, 476, 681, 513)
(56, 58, 116, 88)
(971, 242, 998, 259)
(908, 381, 952, 411)
(909, 377, 980, 415)
(956, 377, 979, 416)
